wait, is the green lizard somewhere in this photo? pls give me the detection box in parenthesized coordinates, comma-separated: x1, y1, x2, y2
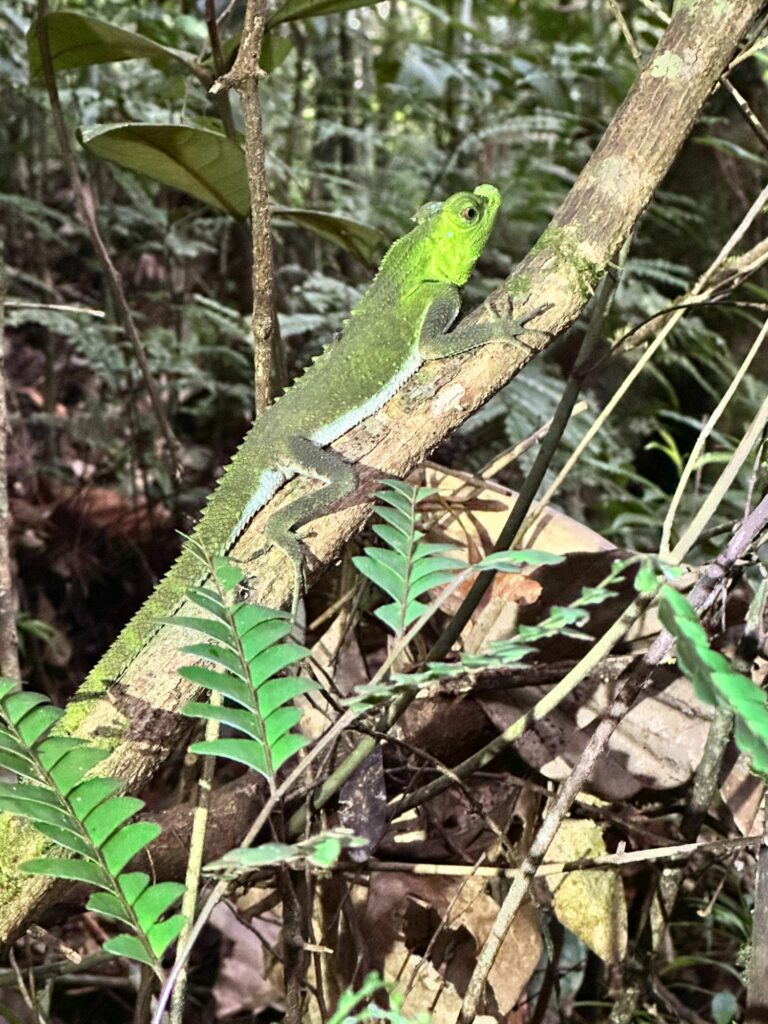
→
(83, 183, 544, 696)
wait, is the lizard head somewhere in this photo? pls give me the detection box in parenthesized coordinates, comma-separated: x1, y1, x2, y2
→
(418, 183, 502, 286)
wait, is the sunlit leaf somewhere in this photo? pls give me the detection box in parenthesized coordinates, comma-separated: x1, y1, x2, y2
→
(78, 123, 250, 217)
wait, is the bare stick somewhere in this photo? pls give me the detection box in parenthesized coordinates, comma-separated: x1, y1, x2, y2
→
(211, 0, 278, 415)
(35, 2, 180, 473)
(0, 247, 19, 680)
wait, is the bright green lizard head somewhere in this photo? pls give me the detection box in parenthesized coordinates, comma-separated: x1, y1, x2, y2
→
(412, 183, 502, 287)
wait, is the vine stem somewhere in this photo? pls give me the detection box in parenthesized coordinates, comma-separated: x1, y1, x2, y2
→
(34, 1, 180, 475)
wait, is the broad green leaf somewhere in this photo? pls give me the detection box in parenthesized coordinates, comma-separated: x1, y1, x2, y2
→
(0, 781, 59, 808)
(213, 557, 244, 590)
(263, 705, 302, 746)
(103, 822, 161, 875)
(87, 891, 134, 926)
(183, 702, 263, 740)
(186, 586, 228, 621)
(307, 835, 342, 867)
(407, 569, 460, 601)
(189, 737, 268, 775)
(0, 749, 39, 781)
(84, 796, 144, 847)
(410, 554, 463, 581)
(160, 615, 235, 646)
(33, 821, 93, 858)
(118, 871, 151, 905)
(28, 12, 205, 81)
(273, 207, 384, 266)
(240, 620, 296, 663)
(260, 32, 293, 73)
(257, 676, 317, 719)
(0, 679, 19, 701)
(182, 641, 246, 677)
(2, 691, 52, 729)
(233, 604, 287, 635)
(15, 704, 62, 746)
(78, 123, 250, 218)
(353, 553, 406, 600)
(178, 665, 252, 709)
(69, 777, 123, 820)
(133, 881, 185, 931)
(102, 933, 155, 967)
(270, 731, 308, 771)
(249, 643, 308, 687)
(36, 737, 92, 774)
(375, 603, 405, 634)
(634, 560, 660, 595)
(0, 794, 75, 833)
(23, 857, 109, 888)
(0, 727, 33, 759)
(206, 841, 297, 873)
(375, 507, 415, 536)
(372, 523, 413, 553)
(475, 550, 563, 572)
(147, 913, 186, 957)
(267, 0, 382, 29)
(49, 746, 111, 796)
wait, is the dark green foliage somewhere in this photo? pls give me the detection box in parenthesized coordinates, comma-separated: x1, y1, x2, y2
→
(177, 553, 318, 781)
(0, 681, 185, 970)
(352, 480, 463, 636)
(204, 827, 367, 876)
(327, 971, 430, 1024)
(349, 479, 564, 707)
(380, 557, 627, 694)
(660, 586, 768, 774)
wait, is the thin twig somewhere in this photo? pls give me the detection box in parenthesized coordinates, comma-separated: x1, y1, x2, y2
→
(204, 0, 237, 138)
(605, 0, 642, 62)
(746, 791, 768, 1022)
(527, 179, 768, 532)
(427, 258, 621, 663)
(721, 76, 768, 153)
(169, 696, 220, 1024)
(35, 2, 180, 474)
(0, 245, 20, 679)
(660, 315, 768, 558)
(331, 834, 762, 878)
(210, 0, 278, 414)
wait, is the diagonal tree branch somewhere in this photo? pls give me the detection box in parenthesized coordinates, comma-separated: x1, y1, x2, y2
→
(0, 0, 762, 948)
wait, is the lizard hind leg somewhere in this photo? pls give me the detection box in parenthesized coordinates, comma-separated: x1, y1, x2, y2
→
(262, 436, 357, 618)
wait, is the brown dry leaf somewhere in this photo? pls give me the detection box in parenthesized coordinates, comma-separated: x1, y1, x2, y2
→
(720, 753, 765, 836)
(210, 901, 283, 1019)
(544, 818, 627, 963)
(365, 870, 541, 1019)
(480, 673, 712, 800)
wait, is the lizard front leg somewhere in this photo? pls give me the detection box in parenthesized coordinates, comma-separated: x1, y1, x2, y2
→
(263, 435, 357, 617)
(418, 284, 547, 360)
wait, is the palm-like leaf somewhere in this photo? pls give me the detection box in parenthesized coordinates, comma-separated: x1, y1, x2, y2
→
(352, 480, 462, 635)
(0, 680, 185, 972)
(179, 585, 317, 780)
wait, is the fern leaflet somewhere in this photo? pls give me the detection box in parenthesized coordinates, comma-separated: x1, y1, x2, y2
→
(0, 681, 185, 971)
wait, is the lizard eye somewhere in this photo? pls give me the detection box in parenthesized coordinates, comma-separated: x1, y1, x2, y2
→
(461, 205, 479, 222)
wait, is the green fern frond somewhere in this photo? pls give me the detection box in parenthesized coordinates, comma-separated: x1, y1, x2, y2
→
(659, 586, 768, 774)
(0, 680, 185, 972)
(178, 561, 317, 782)
(204, 827, 367, 877)
(352, 480, 463, 636)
